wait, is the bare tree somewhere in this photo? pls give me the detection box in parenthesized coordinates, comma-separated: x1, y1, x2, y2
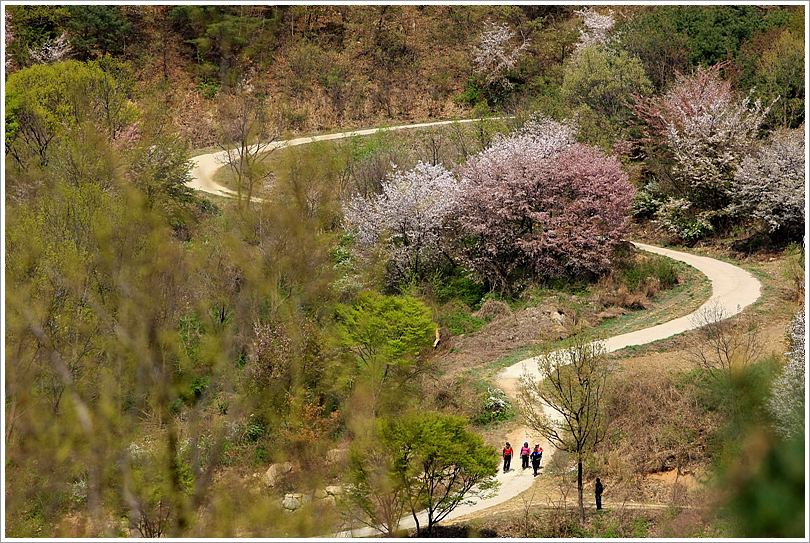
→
(216, 94, 279, 207)
(517, 331, 612, 523)
(684, 301, 762, 380)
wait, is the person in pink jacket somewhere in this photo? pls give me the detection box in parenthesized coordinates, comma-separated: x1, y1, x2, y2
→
(520, 442, 531, 470)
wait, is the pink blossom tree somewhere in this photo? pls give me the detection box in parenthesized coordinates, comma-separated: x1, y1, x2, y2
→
(343, 161, 462, 284)
(454, 117, 635, 293)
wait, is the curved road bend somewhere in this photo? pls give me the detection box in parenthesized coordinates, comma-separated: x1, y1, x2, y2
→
(336, 244, 761, 537)
(186, 122, 763, 536)
(188, 118, 504, 201)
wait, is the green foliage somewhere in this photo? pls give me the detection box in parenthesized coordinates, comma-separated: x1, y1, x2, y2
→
(619, 254, 679, 292)
(561, 45, 651, 128)
(195, 76, 221, 99)
(725, 433, 805, 538)
(64, 5, 133, 59)
(5, 59, 138, 171)
(438, 308, 488, 336)
(335, 292, 435, 416)
(382, 411, 499, 536)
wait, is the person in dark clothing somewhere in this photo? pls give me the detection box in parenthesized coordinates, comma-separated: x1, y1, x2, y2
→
(502, 442, 513, 472)
(595, 478, 604, 510)
(530, 443, 543, 476)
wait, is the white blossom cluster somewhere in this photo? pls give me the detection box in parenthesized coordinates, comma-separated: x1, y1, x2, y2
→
(769, 310, 805, 440)
(471, 20, 529, 84)
(731, 127, 805, 233)
(464, 116, 577, 175)
(665, 79, 771, 198)
(29, 33, 72, 65)
(344, 162, 461, 279)
(574, 7, 615, 51)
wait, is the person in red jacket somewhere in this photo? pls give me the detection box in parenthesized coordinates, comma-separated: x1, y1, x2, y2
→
(520, 442, 531, 470)
(502, 442, 513, 472)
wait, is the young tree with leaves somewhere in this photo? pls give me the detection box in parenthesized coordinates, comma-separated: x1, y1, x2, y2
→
(383, 412, 499, 537)
(335, 292, 435, 418)
(516, 332, 612, 523)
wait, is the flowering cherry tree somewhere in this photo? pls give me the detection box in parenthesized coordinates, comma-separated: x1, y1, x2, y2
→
(29, 33, 73, 65)
(344, 162, 462, 283)
(574, 7, 615, 52)
(471, 20, 529, 86)
(632, 63, 771, 213)
(731, 126, 805, 238)
(454, 117, 634, 293)
(769, 310, 805, 440)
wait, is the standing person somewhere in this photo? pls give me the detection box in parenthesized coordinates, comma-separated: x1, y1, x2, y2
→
(502, 442, 513, 473)
(520, 442, 531, 470)
(530, 443, 543, 476)
(595, 477, 604, 510)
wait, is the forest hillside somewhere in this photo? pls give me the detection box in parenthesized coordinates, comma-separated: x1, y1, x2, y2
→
(4, 4, 806, 539)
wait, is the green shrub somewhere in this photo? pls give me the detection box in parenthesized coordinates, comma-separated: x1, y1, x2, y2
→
(622, 255, 679, 291)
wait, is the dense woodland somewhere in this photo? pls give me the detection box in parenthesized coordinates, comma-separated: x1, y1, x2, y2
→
(4, 4, 806, 538)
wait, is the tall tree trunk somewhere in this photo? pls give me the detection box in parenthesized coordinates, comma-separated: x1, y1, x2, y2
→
(577, 459, 585, 524)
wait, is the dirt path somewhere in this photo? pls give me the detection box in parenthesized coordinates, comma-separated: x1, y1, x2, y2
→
(189, 124, 764, 536)
(334, 245, 761, 537)
(187, 118, 500, 201)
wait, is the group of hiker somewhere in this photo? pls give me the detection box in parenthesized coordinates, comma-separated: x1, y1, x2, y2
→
(502, 441, 543, 476)
(502, 441, 605, 509)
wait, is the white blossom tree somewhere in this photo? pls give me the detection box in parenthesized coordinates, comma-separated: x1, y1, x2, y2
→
(574, 7, 615, 52)
(731, 126, 805, 238)
(769, 310, 805, 440)
(29, 33, 73, 65)
(343, 161, 462, 283)
(471, 20, 529, 87)
(632, 63, 772, 221)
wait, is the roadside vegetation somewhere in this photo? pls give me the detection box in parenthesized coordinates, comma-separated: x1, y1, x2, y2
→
(4, 5, 804, 538)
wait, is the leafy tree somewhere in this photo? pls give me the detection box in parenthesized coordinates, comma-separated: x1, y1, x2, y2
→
(769, 310, 805, 440)
(561, 45, 651, 146)
(731, 126, 805, 239)
(334, 292, 435, 418)
(454, 116, 634, 293)
(383, 412, 499, 537)
(344, 161, 461, 286)
(5, 59, 138, 172)
(63, 5, 133, 59)
(754, 29, 805, 129)
(516, 332, 612, 523)
(617, 7, 691, 93)
(562, 46, 651, 122)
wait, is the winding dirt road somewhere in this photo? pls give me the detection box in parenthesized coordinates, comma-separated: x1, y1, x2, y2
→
(188, 118, 497, 201)
(187, 123, 762, 537)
